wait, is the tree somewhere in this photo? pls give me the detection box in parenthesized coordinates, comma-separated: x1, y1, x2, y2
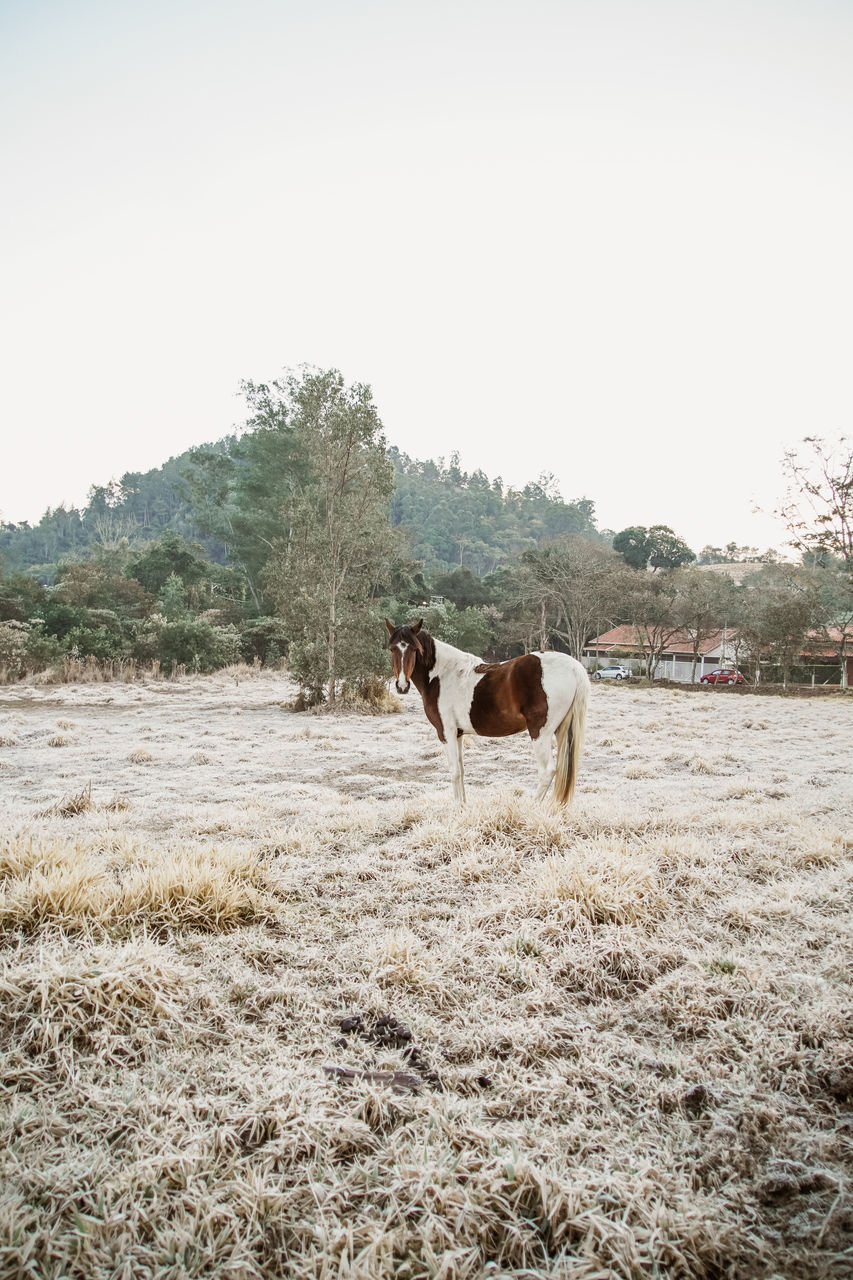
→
(158, 573, 188, 622)
(612, 526, 651, 570)
(814, 566, 853, 689)
(777, 436, 853, 568)
(516, 537, 626, 659)
(647, 525, 696, 571)
(613, 525, 695, 572)
(675, 569, 737, 683)
(128, 532, 209, 597)
(736, 565, 821, 687)
(263, 368, 397, 704)
(431, 567, 493, 609)
(181, 383, 311, 611)
(624, 572, 686, 683)
(389, 449, 600, 576)
(698, 542, 761, 565)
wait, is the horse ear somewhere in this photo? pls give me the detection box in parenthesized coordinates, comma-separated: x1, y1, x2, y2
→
(385, 618, 395, 636)
(411, 619, 423, 634)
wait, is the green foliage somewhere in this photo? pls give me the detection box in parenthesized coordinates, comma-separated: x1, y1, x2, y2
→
(612, 526, 652, 570)
(38, 601, 90, 641)
(613, 525, 695, 571)
(698, 542, 763, 565)
(158, 573, 188, 622)
(419, 599, 494, 655)
(391, 451, 600, 576)
(0, 620, 30, 678)
(431, 567, 494, 609)
(647, 525, 696, 571)
(263, 367, 398, 702)
(238, 617, 290, 666)
(22, 624, 64, 670)
(181, 386, 309, 611)
(66, 625, 127, 663)
(0, 450, 219, 577)
(128, 533, 209, 596)
(156, 621, 241, 673)
(0, 620, 63, 679)
(0, 573, 45, 622)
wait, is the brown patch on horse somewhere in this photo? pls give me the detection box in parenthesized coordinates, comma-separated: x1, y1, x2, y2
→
(421, 680, 446, 742)
(470, 655, 548, 739)
(412, 630, 444, 741)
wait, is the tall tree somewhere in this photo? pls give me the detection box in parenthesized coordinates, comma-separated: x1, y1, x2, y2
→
(182, 393, 309, 611)
(675, 569, 738, 682)
(516, 536, 626, 659)
(814, 566, 853, 689)
(263, 368, 397, 704)
(624, 571, 686, 683)
(735, 565, 821, 687)
(777, 436, 853, 568)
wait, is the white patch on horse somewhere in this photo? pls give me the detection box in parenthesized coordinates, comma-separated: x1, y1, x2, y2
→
(394, 640, 411, 691)
(431, 638, 486, 738)
(535, 650, 581, 735)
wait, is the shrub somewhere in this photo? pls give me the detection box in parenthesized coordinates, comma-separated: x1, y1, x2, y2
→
(23, 624, 64, 671)
(65, 625, 127, 662)
(0, 620, 65, 680)
(0, 620, 29, 680)
(239, 617, 290, 666)
(157, 620, 241, 673)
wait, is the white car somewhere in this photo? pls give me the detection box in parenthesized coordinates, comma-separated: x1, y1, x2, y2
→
(593, 665, 632, 680)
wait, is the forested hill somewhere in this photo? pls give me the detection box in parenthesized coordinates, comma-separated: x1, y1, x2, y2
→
(0, 442, 233, 575)
(1, 436, 602, 580)
(390, 450, 600, 574)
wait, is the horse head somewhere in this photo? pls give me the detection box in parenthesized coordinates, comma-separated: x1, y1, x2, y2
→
(385, 618, 423, 693)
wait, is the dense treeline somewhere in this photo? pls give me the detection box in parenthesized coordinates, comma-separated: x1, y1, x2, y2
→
(389, 451, 602, 575)
(0, 436, 601, 584)
(0, 450, 228, 576)
(1, 374, 851, 695)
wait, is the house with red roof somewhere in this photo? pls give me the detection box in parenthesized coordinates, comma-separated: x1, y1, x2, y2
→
(583, 626, 736, 682)
(584, 624, 852, 685)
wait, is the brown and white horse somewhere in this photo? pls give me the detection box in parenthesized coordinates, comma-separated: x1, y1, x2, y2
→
(386, 619, 589, 805)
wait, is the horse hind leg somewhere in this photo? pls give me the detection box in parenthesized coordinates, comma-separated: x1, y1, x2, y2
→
(445, 735, 466, 805)
(530, 731, 556, 801)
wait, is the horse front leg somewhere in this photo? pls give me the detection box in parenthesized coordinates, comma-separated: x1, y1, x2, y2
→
(445, 733, 466, 805)
(531, 732, 556, 801)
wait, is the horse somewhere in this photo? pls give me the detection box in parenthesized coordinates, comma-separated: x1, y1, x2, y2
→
(385, 619, 589, 805)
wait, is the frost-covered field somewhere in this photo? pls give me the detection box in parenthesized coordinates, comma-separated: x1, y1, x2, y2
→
(1, 670, 851, 1279)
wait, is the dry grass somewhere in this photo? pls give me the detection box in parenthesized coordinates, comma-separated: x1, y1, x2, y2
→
(37, 784, 94, 817)
(0, 673, 851, 1278)
(0, 836, 286, 935)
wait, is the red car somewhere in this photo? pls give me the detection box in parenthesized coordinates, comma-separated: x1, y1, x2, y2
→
(700, 669, 745, 685)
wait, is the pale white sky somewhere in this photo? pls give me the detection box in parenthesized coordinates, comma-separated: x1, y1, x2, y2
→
(2, 0, 851, 553)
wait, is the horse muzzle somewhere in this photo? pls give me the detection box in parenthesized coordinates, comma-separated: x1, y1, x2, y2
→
(395, 678, 410, 694)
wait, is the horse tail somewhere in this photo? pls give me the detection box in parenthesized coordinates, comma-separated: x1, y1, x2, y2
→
(552, 668, 589, 806)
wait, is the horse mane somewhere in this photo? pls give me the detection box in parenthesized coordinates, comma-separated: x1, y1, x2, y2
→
(417, 628, 437, 674)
